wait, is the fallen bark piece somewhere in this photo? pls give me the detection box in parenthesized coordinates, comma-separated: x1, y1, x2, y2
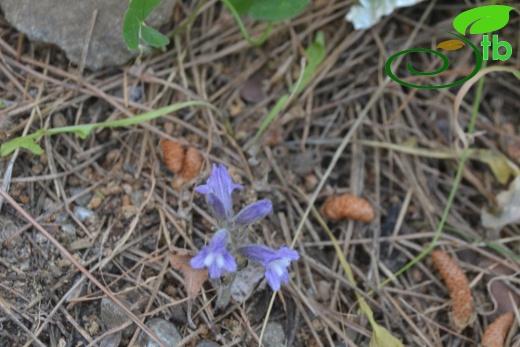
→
(431, 250, 475, 332)
(482, 312, 514, 347)
(320, 194, 374, 223)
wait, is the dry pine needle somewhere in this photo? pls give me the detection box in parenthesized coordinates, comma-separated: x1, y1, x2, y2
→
(431, 250, 475, 332)
(320, 194, 374, 223)
(482, 312, 514, 347)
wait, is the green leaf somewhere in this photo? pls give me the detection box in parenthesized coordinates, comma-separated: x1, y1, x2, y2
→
(123, 8, 141, 50)
(249, 0, 309, 21)
(255, 94, 289, 141)
(128, 0, 162, 21)
(453, 5, 514, 35)
(291, 31, 326, 94)
(369, 323, 404, 347)
(227, 0, 254, 15)
(141, 25, 170, 47)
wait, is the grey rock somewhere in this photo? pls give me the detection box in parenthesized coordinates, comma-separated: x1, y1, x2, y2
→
(231, 260, 265, 303)
(60, 223, 76, 237)
(100, 297, 136, 339)
(261, 322, 286, 347)
(0, 0, 175, 70)
(73, 206, 94, 222)
(68, 187, 92, 207)
(196, 340, 220, 347)
(130, 190, 145, 206)
(137, 318, 183, 347)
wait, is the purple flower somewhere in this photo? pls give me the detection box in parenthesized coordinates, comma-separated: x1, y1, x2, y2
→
(195, 164, 243, 220)
(190, 229, 237, 279)
(233, 199, 273, 226)
(239, 245, 299, 291)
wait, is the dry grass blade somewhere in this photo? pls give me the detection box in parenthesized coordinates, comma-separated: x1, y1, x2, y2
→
(431, 250, 475, 332)
(482, 312, 514, 347)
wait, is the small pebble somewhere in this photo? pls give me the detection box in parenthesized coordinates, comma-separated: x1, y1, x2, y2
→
(60, 224, 76, 237)
(100, 298, 136, 338)
(196, 340, 220, 347)
(73, 206, 94, 222)
(137, 318, 182, 347)
(131, 190, 144, 206)
(68, 187, 92, 207)
(260, 322, 286, 347)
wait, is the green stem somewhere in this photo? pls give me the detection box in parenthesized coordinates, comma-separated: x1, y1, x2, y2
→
(170, 0, 206, 39)
(221, 0, 273, 46)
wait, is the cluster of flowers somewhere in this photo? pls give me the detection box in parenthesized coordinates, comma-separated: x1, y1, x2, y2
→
(190, 164, 299, 291)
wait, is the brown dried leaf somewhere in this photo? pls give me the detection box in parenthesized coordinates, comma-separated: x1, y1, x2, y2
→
(181, 147, 202, 181)
(437, 39, 465, 50)
(169, 249, 208, 297)
(431, 250, 475, 331)
(482, 312, 514, 347)
(320, 194, 374, 223)
(160, 139, 184, 174)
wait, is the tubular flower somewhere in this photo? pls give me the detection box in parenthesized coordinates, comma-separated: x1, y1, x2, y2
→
(195, 164, 243, 220)
(190, 229, 237, 279)
(239, 245, 299, 291)
(233, 199, 273, 226)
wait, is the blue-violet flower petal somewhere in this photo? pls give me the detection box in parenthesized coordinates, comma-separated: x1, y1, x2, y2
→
(233, 199, 273, 226)
(190, 229, 237, 279)
(205, 193, 228, 220)
(239, 245, 299, 291)
(195, 164, 243, 218)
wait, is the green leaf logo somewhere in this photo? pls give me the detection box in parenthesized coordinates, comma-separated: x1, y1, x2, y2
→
(453, 5, 514, 35)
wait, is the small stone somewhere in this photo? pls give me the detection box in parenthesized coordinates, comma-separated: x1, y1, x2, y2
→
(68, 187, 92, 207)
(100, 298, 136, 338)
(61, 224, 76, 237)
(121, 205, 139, 220)
(130, 190, 144, 206)
(195, 340, 220, 347)
(52, 113, 67, 128)
(304, 173, 319, 192)
(122, 183, 133, 195)
(231, 261, 265, 303)
(137, 318, 182, 347)
(73, 206, 94, 222)
(43, 197, 57, 212)
(260, 322, 286, 347)
(316, 280, 331, 302)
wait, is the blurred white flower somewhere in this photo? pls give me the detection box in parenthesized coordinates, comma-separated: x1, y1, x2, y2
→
(346, 0, 425, 30)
